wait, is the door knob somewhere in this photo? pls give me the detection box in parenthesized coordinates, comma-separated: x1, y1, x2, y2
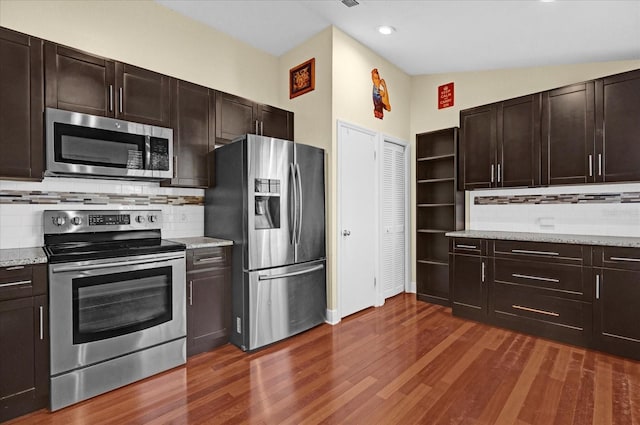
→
(343, 230, 351, 236)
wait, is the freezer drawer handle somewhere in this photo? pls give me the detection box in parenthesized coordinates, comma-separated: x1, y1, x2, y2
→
(258, 264, 324, 281)
(512, 304, 559, 317)
(512, 273, 559, 283)
(511, 249, 559, 256)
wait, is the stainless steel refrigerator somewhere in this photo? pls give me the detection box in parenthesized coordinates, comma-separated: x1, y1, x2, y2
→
(205, 134, 326, 351)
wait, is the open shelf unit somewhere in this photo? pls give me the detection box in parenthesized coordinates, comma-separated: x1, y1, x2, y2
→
(416, 127, 464, 306)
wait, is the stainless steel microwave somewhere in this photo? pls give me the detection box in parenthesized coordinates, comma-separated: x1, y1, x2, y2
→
(45, 108, 173, 180)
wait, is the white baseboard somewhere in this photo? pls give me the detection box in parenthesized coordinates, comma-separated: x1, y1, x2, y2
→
(406, 281, 416, 293)
(325, 308, 340, 325)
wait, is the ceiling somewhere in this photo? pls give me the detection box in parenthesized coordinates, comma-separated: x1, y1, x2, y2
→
(156, 0, 640, 76)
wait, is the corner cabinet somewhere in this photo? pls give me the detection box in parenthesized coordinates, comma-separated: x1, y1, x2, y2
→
(186, 246, 232, 357)
(593, 247, 640, 360)
(0, 27, 43, 181)
(415, 128, 463, 305)
(162, 79, 215, 188)
(0, 264, 49, 423)
(215, 91, 294, 145)
(45, 42, 171, 127)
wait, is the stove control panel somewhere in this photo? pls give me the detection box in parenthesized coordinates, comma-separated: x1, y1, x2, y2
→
(44, 210, 162, 234)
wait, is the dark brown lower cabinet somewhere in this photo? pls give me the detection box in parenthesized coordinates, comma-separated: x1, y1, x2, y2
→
(450, 239, 487, 322)
(186, 246, 232, 357)
(0, 264, 48, 423)
(449, 237, 640, 360)
(593, 246, 640, 360)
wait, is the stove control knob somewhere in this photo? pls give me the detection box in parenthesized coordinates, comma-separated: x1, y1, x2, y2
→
(71, 217, 82, 226)
(136, 215, 146, 223)
(148, 215, 158, 223)
(52, 216, 66, 226)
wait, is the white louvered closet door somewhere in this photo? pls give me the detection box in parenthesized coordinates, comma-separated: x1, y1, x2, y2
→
(381, 141, 407, 299)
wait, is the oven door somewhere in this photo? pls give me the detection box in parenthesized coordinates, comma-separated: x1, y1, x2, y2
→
(49, 251, 186, 376)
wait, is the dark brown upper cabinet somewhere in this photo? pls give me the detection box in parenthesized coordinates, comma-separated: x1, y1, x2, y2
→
(0, 27, 43, 181)
(459, 94, 539, 190)
(541, 82, 595, 186)
(45, 42, 170, 127)
(595, 69, 640, 183)
(162, 79, 214, 188)
(215, 91, 294, 145)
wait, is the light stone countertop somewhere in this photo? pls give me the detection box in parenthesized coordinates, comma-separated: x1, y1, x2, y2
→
(168, 236, 233, 250)
(0, 247, 48, 268)
(445, 230, 640, 248)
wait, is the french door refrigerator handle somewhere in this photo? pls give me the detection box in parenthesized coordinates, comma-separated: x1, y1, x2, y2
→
(289, 163, 297, 245)
(258, 263, 324, 281)
(295, 163, 303, 245)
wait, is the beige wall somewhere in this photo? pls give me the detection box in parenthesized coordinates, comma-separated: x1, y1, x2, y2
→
(0, 0, 280, 106)
(408, 59, 640, 283)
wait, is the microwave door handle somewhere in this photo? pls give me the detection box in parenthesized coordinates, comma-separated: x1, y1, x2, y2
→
(145, 135, 152, 171)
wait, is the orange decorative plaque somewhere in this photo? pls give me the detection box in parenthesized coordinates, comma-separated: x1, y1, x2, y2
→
(438, 82, 454, 109)
(289, 58, 315, 99)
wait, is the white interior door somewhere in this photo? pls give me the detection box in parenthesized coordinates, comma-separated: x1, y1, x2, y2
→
(380, 139, 408, 299)
(338, 121, 377, 318)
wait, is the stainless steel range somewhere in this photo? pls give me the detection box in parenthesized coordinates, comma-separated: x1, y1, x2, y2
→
(43, 209, 186, 411)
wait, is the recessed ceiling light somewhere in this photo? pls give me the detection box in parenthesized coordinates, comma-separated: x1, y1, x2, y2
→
(377, 25, 396, 35)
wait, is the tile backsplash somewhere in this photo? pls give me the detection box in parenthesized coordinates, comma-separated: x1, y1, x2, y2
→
(468, 182, 640, 237)
(0, 178, 205, 249)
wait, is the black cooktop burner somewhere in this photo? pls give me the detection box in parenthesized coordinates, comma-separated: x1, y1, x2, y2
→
(45, 238, 185, 264)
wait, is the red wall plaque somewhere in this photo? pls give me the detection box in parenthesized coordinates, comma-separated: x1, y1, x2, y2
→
(438, 82, 454, 109)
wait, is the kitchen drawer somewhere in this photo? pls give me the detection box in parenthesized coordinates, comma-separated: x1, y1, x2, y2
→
(187, 246, 230, 271)
(0, 264, 46, 301)
(491, 283, 592, 346)
(594, 246, 640, 271)
(451, 238, 484, 255)
(493, 258, 587, 300)
(493, 240, 586, 265)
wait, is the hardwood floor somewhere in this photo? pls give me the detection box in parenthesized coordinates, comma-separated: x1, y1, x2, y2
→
(8, 294, 640, 425)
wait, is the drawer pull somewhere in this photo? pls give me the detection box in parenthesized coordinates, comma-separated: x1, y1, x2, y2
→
(511, 249, 559, 256)
(0, 280, 32, 288)
(5, 265, 25, 271)
(456, 244, 477, 249)
(512, 273, 559, 283)
(512, 304, 559, 317)
(609, 256, 640, 263)
(194, 256, 223, 264)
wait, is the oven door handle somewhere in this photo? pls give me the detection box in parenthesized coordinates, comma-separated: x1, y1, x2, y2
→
(50, 253, 184, 273)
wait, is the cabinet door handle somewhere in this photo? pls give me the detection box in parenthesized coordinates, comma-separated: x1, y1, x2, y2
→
(481, 261, 485, 283)
(260, 121, 264, 135)
(512, 304, 559, 317)
(0, 280, 32, 288)
(119, 87, 123, 113)
(456, 244, 477, 249)
(511, 249, 559, 256)
(194, 256, 223, 264)
(497, 163, 501, 183)
(598, 154, 602, 176)
(255, 120, 259, 135)
(595, 274, 600, 299)
(609, 256, 640, 263)
(189, 281, 193, 306)
(588, 154, 593, 177)
(5, 265, 24, 271)
(491, 164, 495, 183)
(39, 306, 44, 340)
(512, 273, 559, 283)
(109, 85, 113, 112)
